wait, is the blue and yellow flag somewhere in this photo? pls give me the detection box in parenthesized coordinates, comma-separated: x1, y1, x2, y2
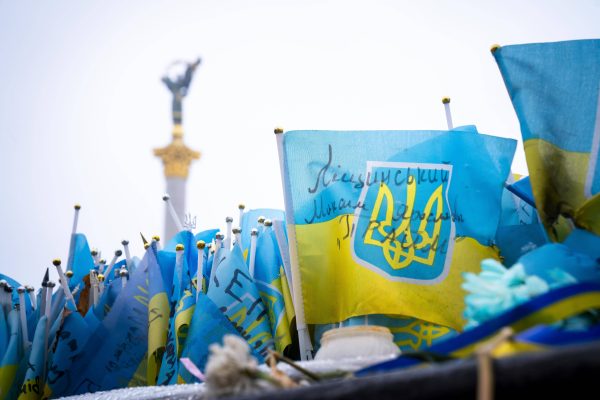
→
(65, 249, 158, 394)
(44, 310, 91, 399)
(253, 226, 293, 353)
(493, 39, 600, 240)
(156, 288, 195, 386)
(207, 245, 274, 360)
(0, 310, 24, 400)
(357, 282, 600, 376)
(146, 244, 169, 386)
(18, 315, 48, 400)
(282, 130, 515, 330)
(178, 293, 251, 383)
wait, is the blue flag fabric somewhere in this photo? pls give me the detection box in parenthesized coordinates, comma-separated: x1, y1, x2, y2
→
(66, 249, 158, 394)
(178, 293, 250, 383)
(507, 176, 536, 209)
(0, 307, 8, 363)
(18, 315, 48, 399)
(253, 226, 293, 353)
(146, 243, 170, 387)
(165, 229, 218, 282)
(240, 209, 285, 252)
(207, 245, 274, 361)
(44, 310, 92, 398)
(157, 250, 176, 299)
(496, 175, 548, 266)
(0, 309, 24, 399)
(518, 228, 600, 285)
(0, 274, 32, 312)
(66, 234, 96, 290)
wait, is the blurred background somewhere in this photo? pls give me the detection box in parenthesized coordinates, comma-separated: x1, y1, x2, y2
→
(1, 0, 599, 284)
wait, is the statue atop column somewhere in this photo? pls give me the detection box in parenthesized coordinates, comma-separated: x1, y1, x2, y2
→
(154, 57, 202, 241)
(161, 57, 201, 125)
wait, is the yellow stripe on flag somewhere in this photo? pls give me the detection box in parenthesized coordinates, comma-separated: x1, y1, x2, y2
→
(296, 214, 498, 330)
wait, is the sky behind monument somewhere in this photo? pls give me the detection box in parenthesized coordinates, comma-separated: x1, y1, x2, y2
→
(1, 0, 599, 284)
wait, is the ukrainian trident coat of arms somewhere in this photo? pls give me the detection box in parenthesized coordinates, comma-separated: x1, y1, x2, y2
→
(351, 161, 455, 283)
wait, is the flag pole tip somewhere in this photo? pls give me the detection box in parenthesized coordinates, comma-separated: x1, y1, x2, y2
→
(238, 203, 245, 210)
(175, 243, 184, 251)
(441, 97, 451, 104)
(225, 216, 233, 223)
(490, 44, 501, 53)
(251, 228, 259, 236)
(97, 274, 105, 282)
(232, 227, 241, 234)
(162, 194, 171, 201)
(99, 259, 106, 265)
(91, 249, 98, 256)
(121, 239, 129, 246)
(74, 204, 81, 210)
(215, 232, 225, 240)
(65, 270, 74, 278)
(274, 127, 284, 134)
(257, 216, 266, 224)
(196, 240, 206, 250)
(264, 219, 273, 227)
(17, 286, 25, 294)
(115, 249, 123, 257)
(152, 235, 161, 242)
(52, 258, 61, 267)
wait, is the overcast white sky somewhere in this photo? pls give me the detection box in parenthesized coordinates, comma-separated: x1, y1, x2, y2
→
(1, 0, 599, 285)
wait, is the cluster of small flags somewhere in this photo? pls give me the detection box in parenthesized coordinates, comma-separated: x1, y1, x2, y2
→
(0, 203, 294, 399)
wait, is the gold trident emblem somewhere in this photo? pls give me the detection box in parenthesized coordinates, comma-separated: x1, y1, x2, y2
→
(363, 178, 444, 270)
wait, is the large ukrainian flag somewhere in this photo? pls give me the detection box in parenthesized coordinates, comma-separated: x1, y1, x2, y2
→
(493, 39, 600, 240)
(282, 130, 515, 330)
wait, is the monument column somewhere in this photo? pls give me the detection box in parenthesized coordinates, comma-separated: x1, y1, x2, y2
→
(154, 59, 201, 241)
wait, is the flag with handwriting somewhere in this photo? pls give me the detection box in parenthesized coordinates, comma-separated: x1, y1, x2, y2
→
(282, 130, 515, 329)
(493, 39, 600, 240)
(496, 175, 548, 266)
(17, 315, 48, 400)
(43, 310, 91, 399)
(207, 245, 274, 360)
(65, 249, 158, 394)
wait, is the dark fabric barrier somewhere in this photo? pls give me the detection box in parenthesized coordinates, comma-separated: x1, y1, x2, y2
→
(234, 342, 600, 400)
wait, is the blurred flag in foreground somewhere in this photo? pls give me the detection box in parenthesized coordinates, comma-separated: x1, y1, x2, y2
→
(493, 39, 600, 240)
(281, 130, 515, 330)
